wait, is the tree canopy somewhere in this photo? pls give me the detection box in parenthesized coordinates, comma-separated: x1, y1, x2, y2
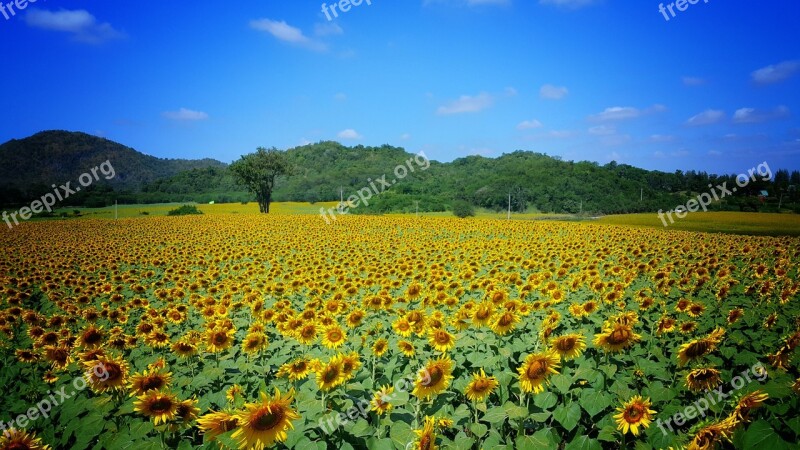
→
(229, 147, 294, 213)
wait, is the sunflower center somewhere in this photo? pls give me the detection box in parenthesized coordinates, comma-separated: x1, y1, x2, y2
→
(434, 332, 450, 344)
(498, 313, 513, 327)
(475, 308, 491, 320)
(472, 379, 490, 392)
(322, 367, 340, 383)
(142, 376, 166, 391)
(103, 363, 122, 382)
(253, 408, 283, 431)
(685, 340, 710, 358)
(150, 398, 174, 414)
(329, 331, 342, 341)
(607, 327, 631, 345)
(213, 333, 228, 345)
(84, 331, 102, 345)
(301, 327, 315, 338)
(624, 405, 645, 423)
(556, 337, 576, 351)
(424, 367, 443, 387)
(526, 360, 548, 379)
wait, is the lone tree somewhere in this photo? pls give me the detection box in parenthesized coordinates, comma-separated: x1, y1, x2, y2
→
(230, 147, 293, 213)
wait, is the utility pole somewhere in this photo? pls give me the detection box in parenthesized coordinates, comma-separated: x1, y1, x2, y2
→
(640, 188, 643, 202)
(579, 200, 582, 215)
(414, 200, 419, 218)
(507, 191, 511, 220)
(115, 200, 118, 220)
(339, 187, 343, 203)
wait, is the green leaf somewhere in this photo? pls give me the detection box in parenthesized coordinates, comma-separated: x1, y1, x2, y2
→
(533, 391, 557, 410)
(564, 436, 602, 450)
(579, 388, 612, 417)
(482, 407, 507, 425)
(741, 420, 791, 450)
(519, 428, 558, 450)
(469, 422, 488, 437)
(553, 403, 582, 432)
(390, 421, 416, 450)
(551, 373, 572, 394)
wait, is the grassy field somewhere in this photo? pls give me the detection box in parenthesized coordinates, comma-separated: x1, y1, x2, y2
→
(13, 202, 800, 236)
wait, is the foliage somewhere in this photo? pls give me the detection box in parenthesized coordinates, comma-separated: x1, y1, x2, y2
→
(167, 204, 203, 216)
(0, 215, 798, 449)
(452, 200, 475, 218)
(229, 147, 294, 213)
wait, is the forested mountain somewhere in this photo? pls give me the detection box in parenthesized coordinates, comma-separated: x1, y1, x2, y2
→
(1, 131, 799, 214)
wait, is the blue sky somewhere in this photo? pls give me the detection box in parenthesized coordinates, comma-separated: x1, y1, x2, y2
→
(0, 0, 798, 174)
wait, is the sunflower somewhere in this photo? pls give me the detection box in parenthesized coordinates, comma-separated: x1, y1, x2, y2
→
(412, 416, 438, 450)
(730, 390, 768, 423)
(490, 311, 520, 335)
(370, 385, 394, 416)
(170, 398, 201, 431)
(78, 325, 104, 348)
(679, 321, 698, 334)
(15, 349, 39, 363)
(791, 377, 800, 395)
(205, 327, 235, 353)
(613, 396, 656, 436)
(687, 420, 735, 450)
(685, 368, 722, 392)
(134, 390, 179, 425)
(392, 318, 414, 337)
(171, 340, 198, 358)
(550, 334, 586, 360)
(413, 356, 454, 400)
(593, 324, 641, 353)
(83, 355, 129, 393)
(277, 358, 313, 381)
(372, 338, 389, 357)
(226, 384, 244, 404)
(316, 358, 346, 391)
(0, 428, 50, 450)
(197, 410, 239, 440)
(464, 369, 498, 402)
(296, 323, 318, 345)
(231, 389, 300, 449)
(398, 340, 416, 357)
(656, 316, 676, 334)
(471, 302, 494, 327)
(677, 328, 725, 366)
(42, 371, 59, 384)
(687, 302, 706, 318)
(43, 345, 72, 370)
(129, 368, 173, 396)
(428, 329, 456, 352)
(321, 326, 347, 349)
(517, 351, 560, 394)
(241, 332, 268, 354)
(727, 308, 744, 324)
(339, 352, 362, 379)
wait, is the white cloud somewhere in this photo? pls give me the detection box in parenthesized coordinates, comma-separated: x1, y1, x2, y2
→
(686, 109, 725, 126)
(751, 60, 800, 85)
(733, 106, 790, 124)
(25, 9, 123, 44)
(708, 150, 722, 156)
(682, 76, 706, 86)
(162, 108, 209, 121)
(517, 119, 543, 130)
(314, 22, 343, 37)
(250, 19, 326, 51)
(334, 93, 347, 101)
(590, 107, 641, 121)
(337, 129, 362, 140)
(400, 133, 412, 140)
(539, 84, 568, 100)
(505, 87, 518, 97)
(539, 0, 598, 9)
(649, 134, 675, 143)
(437, 93, 494, 115)
(588, 125, 616, 136)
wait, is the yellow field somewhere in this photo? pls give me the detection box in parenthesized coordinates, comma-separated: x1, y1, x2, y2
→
(597, 212, 800, 236)
(1, 213, 798, 449)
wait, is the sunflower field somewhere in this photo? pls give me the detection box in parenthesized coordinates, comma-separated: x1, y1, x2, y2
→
(1, 214, 799, 450)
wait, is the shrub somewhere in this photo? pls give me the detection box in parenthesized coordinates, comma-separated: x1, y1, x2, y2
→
(167, 205, 203, 216)
(452, 200, 475, 218)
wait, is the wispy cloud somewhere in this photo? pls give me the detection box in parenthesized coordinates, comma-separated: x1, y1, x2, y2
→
(250, 19, 326, 51)
(589, 105, 665, 122)
(314, 22, 343, 37)
(25, 9, 124, 44)
(686, 109, 725, 126)
(437, 93, 494, 115)
(751, 60, 800, 85)
(517, 119, 543, 130)
(162, 108, 209, 121)
(337, 129, 363, 140)
(588, 125, 616, 136)
(733, 106, 790, 124)
(539, 84, 568, 100)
